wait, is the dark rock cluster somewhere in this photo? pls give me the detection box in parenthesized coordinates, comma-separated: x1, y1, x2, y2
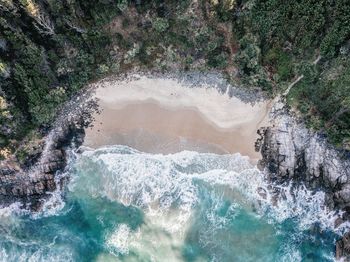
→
(337, 232, 350, 260)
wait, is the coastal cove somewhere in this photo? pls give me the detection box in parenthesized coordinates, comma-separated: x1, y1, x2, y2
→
(1, 0, 350, 260)
(0, 74, 349, 261)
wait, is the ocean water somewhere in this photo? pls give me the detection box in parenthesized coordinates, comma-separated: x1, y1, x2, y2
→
(0, 145, 343, 261)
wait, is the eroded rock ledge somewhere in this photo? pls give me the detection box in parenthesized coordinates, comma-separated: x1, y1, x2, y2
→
(257, 100, 350, 260)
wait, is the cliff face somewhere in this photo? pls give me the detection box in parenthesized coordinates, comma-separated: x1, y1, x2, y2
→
(258, 100, 350, 260)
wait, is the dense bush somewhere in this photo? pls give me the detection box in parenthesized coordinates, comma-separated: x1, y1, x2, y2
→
(152, 17, 169, 33)
(232, 0, 350, 148)
(288, 57, 350, 147)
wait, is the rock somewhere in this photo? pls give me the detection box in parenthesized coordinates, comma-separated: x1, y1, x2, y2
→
(337, 232, 350, 261)
(259, 101, 350, 210)
(0, 38, 7, 51)
(257, 187, 267, 199)
(258, 99, 350, 260)
(0, 84, 96, 211)
(0, 114, 88, 211)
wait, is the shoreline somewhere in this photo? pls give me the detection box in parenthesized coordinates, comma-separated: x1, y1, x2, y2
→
(1, 71, 349, 260)
(84, 76, 271, 162)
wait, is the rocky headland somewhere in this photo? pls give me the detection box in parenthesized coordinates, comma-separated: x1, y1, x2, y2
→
(0, 121, 84, 210)
(257, 98, 350, 260)
(0, 90, 96, 211)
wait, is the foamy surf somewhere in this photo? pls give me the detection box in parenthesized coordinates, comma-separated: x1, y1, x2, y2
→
(0, 145, 344, 261)
(68, 145, 341, 261)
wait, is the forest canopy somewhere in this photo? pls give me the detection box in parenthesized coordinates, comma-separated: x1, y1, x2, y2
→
(0, 0, 349, 160)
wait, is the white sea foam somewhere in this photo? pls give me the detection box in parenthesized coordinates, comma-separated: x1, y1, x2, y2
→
(0, 202, 27, 218)
(73, 145, 344, 233)
(67, 144, 347, 261)
(106, 224, 132, 256)
(0, 144, 342, 261)
(32, 190, 66, 219)
(0, 231, 74, 262)
(0, 202, 29, 230)
(0, 247, 74, 262)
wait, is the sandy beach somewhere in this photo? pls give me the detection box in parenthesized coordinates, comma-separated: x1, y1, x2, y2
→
(84, 76, 271, 162)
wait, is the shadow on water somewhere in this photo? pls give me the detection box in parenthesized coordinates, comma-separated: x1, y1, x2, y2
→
(6, 196, 144, 261)
(181, 179, 337, 262)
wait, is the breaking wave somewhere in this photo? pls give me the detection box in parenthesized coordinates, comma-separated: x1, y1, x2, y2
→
(0, 145, 344, 261)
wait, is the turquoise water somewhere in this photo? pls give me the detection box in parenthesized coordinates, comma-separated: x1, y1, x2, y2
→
(0, 145, 341, 261)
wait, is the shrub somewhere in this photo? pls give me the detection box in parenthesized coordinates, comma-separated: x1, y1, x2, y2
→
(207, 49, 229, 69)
(0, 60, 9, 78)
(264, 48, 293, 81)
(152, 17, 169, 33)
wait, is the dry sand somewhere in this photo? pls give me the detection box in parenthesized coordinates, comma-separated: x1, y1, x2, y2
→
(84, 76, 271, 162)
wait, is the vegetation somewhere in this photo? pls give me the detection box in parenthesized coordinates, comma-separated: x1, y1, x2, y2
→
(0, 0, 349, 158)
(232, 0, 350, 148)
(288, 57, 350, 146)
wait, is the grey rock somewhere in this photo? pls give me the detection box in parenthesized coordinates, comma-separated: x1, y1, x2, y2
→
(337, 232, 350, 261)
(0, 39, 7, 51)
(259, 101, 350, 208)
(258, 100, 350, 260)
(0, 111, 90, 210)
(0, 87, 97, 211)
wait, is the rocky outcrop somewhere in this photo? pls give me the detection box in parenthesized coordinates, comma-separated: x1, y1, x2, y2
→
(336, 232, 350, 260)
(258, 101, 350, 209)
(0, 163, 57, 211)
(258, 100, 350, 260)
(0, 91, 96, 211)
(0, 120, 85, 211)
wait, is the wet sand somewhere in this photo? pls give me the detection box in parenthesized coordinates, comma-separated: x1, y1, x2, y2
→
(84, 76, 271, 162)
